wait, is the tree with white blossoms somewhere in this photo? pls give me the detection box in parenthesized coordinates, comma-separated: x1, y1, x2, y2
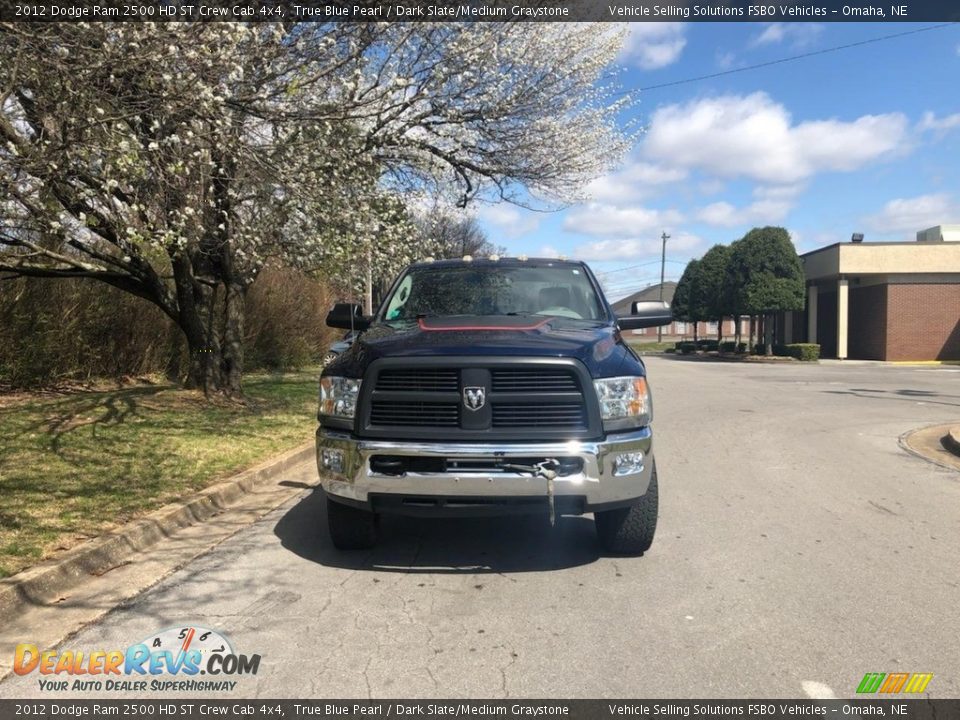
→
(0, 22, 631, 395)
(410, 201, 505, 261)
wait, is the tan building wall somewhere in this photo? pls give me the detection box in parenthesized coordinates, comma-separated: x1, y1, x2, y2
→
(804, 243, 960, 281)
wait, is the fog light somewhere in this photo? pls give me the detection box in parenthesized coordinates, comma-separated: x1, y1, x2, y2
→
(613, 451, 644, 476)
(321, 449, 344, 474)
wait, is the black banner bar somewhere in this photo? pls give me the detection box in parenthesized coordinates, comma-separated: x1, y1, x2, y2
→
(2, 0, 960, 23)
(1, 700, 960, 720)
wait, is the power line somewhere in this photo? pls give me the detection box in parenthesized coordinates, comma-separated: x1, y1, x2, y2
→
(602, 276, 680, 292)
(595, 259, 687, 276)
(634, 23, 958, 93)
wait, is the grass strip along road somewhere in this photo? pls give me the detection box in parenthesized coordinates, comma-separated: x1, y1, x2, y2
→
(0, 370, 319, 578)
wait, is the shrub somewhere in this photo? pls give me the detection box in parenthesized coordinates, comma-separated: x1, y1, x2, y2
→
(720, 341, 737, 353)
(785, 343, 820, 361)
(678, 342, 696, 354)
(697, 339, 719, 352)
(0, 267, 339, 388)
(244, 268, 338, 371)
(0, 277, 184, 387)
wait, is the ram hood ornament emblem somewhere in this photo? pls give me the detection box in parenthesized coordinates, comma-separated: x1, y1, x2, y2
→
(463, 387, 485, 411)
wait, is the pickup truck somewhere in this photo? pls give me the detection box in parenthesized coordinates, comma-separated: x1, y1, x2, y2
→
(316, 257, 671, 554)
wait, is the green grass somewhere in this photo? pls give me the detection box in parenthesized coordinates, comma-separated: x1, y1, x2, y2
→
(0, 369, 320, 579)
(625, 340, 675, 353)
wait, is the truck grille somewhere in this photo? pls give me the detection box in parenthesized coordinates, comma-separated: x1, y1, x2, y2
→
(492, 403, 585, 428)
(370, 400, 459, 427)
(490, 369, 578, 393)
(376, 368, 459, 393)
(361, 360, 598, 440)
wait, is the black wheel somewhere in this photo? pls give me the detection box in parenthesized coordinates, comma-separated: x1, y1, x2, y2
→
(595, 461, 659, 555)
(327, 497, 378, 550)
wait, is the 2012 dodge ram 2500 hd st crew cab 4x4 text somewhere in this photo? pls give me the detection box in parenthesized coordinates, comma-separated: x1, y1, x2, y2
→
(316, 257, 671, 554)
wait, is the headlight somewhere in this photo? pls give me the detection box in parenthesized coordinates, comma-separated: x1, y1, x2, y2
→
(593, 376, 652, 426)
(319, 376, 362, 419)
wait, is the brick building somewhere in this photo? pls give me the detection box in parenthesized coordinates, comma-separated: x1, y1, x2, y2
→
(610, 281, 745, 340)
(782, 226, 960, 361)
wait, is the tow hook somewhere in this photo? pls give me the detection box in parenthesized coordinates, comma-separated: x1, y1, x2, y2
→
(501, 459, 561, 526)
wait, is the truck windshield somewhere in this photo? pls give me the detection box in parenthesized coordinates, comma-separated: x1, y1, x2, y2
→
(380, 264, 606, 323)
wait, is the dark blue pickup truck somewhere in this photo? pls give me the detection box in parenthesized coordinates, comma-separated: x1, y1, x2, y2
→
(316, 257, 671, 554)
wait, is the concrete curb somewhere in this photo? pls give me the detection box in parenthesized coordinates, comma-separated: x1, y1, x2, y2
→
(898, 424, 960, 475)
(0, 440, 314, 622)
(669, 353, 808, 364)
(944, 427, 960, 458)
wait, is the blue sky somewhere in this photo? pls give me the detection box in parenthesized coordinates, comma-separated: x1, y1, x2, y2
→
(473, 22, 960, 302)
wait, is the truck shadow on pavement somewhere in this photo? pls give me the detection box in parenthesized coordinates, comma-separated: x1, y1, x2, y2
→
(273, 488, 602, 573)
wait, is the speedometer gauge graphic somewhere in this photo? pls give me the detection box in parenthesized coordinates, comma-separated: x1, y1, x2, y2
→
(139, 626, 234, 671)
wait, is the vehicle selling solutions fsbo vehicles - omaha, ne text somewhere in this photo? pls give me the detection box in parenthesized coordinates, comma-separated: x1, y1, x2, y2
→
(316, 257, 672, 553)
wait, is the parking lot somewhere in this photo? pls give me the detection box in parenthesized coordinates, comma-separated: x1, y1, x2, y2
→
(2, 357, 958, 699)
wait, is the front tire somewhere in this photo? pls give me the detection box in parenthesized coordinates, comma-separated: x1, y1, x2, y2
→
(594, 461, 658, 555)
(327, 497, 378, 550)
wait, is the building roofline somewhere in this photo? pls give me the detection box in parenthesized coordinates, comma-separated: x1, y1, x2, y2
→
(800, 241, 949, 258)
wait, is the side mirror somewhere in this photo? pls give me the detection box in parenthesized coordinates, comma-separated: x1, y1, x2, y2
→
(326, 303, 371, 331)
(618, 300, 672, 330)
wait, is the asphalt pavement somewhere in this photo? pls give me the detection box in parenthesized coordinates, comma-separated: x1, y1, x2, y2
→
(2, 357, 958, 699)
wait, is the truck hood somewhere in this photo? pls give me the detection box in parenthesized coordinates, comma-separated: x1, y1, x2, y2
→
(326, 316, 638, 378)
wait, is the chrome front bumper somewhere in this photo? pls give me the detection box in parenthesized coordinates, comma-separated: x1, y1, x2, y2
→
(315, 426, 654, 514)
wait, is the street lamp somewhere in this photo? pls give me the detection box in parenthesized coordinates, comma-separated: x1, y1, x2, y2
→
(657, 231, 670, 343)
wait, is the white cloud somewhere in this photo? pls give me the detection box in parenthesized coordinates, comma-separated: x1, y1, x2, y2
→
(917, 111, 960, 132)
(698, 179, 726, 195)
(563, 203, 683, 237)
(477, 204, 540, 238)
(643, 92, 908, 185)
(573, 233, 702, 262)
(751, 23, 824, 48)
(620, 23, 687, 70)
(582, 161, 687, 206)
(716, 51, 737, 70)
(696, 199, 792, 228)
(866, 194, 959, 234)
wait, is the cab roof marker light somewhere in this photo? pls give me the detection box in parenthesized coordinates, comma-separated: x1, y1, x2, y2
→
(489, 254, 500, 261)
(518, 254, 528, 261)
(463, 254, 473, 262)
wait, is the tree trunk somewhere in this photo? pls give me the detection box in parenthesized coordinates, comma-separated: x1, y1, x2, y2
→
(221, 280, 245, 396)
(764, 313, 773, 356)
(179, 282, 247, 397)
(693, 321, 699, 344)
(170, 253, 245, 396)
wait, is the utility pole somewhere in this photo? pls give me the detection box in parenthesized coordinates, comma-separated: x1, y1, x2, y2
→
(364, 244, 373, 316)
(657, 231, 670, 342)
